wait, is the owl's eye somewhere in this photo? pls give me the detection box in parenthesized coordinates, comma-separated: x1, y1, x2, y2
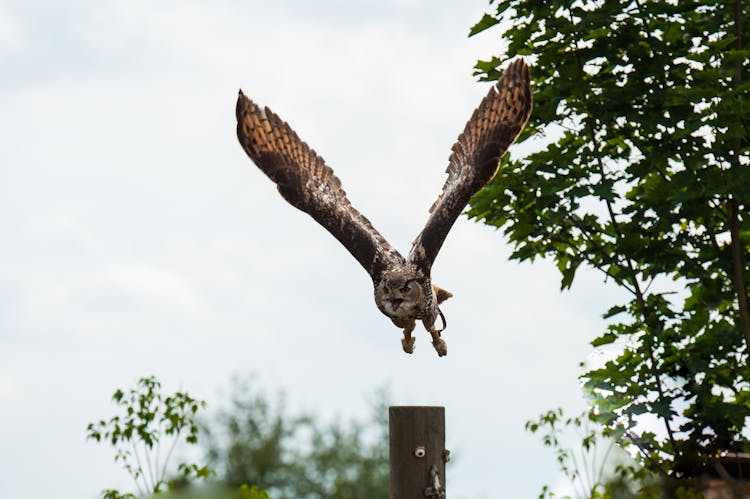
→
(400, 285, 410, 293)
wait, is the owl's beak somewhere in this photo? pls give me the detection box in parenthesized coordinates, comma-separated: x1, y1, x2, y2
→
(391, 299, 404, 311)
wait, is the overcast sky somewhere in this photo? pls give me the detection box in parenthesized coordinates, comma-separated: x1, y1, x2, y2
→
(1, 1, 626, 497)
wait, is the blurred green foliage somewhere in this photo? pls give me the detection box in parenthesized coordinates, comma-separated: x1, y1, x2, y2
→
(527, 408, 662, 499)
(145, 484, 269, 499)
(201, 376, 389, 499)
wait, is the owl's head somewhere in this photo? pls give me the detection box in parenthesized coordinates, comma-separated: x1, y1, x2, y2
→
(375, 269, 423, 319)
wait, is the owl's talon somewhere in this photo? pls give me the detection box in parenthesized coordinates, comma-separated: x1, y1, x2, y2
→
(432, 339, 447, 357)
(402, 336, 416, 354)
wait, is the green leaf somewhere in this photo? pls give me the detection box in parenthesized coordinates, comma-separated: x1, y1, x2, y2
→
(469, 13, 500, 37)
(591, 332, 617, 347)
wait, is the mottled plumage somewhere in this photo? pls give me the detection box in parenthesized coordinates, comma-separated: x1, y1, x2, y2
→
(236, 59, 532, 357)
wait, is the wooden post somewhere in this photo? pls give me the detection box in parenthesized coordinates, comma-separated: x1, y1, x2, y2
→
(389, 406, 447, 498)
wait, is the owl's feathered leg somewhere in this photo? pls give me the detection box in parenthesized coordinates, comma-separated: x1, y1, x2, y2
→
(428, 286, 451, 356)
(424, 319, 448, 357)
(392, 319, 416, 354)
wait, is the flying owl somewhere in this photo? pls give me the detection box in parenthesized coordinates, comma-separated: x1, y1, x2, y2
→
(236, 59, 531, 357)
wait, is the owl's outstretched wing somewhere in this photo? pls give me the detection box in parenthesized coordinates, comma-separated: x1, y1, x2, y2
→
(408, 58, 532, 272)
(236, 91, 404, 279)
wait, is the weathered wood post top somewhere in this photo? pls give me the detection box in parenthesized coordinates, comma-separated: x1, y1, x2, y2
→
(389, 406, 448, 498)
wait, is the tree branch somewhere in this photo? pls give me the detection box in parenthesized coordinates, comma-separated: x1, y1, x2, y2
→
(128, 441, 150, 496)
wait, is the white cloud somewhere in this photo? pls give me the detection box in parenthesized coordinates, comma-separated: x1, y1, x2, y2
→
(0, 6, 24, 55)
(0, 370, 16, 399)
(101, 263, 201, 312)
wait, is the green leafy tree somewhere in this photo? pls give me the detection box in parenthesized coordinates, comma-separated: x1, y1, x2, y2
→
(87, 376, 214, 498)
(469, 0, 749, 480)
(203, 376, 389, 499)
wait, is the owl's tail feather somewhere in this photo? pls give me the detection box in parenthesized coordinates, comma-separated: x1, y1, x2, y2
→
(434, 285, 453, 304)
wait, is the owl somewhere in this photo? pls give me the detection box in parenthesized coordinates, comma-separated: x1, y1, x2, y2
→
(236, 59, 531, 357)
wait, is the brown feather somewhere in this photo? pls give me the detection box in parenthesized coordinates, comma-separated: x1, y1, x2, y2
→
(408, 58, 532, 271)
(235, 91, 404, 279)
(434, 285, 453, 305)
